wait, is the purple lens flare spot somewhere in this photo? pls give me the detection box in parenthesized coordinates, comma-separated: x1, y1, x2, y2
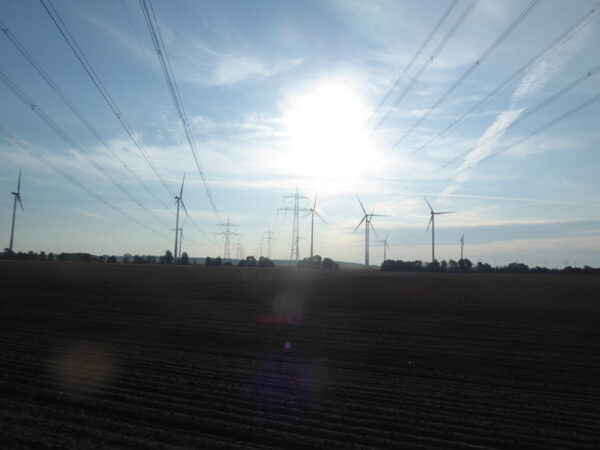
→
(284, 341, 291, 350)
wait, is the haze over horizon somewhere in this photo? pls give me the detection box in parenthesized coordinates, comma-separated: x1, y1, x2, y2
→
(1, 0, 599, 268)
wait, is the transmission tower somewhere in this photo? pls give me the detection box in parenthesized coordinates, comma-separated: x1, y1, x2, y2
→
(235, 237, 244, 260)
(262, 230, 276, 259)
(215, 216, 239, 262)
(278, 188, 308, 264)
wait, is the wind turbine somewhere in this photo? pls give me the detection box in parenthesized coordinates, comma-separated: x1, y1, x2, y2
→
(377, 233, 390, 262)
(460, 234, 464, 260)
(354, 197, 386, 267)
(305, 192, 326, 259)
(174, 174, 188, 264)
(9, 169, 23, 252)
(424, 197, 454, 262)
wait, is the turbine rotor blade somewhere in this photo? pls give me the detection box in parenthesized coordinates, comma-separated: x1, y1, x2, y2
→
(315, 211, 326, 224)
(424, 196, 433, 212)
(17, 194, 23, 212)
(435, 211, 455, 215)
(353, 216, 365, 233)
(179, 173, 186, 197)
(370, 220, 377, 236)
(426, 215, 433, 232)
(313, 192, 317, 210)
(180, 199, 190, 218)
(17, 169, 21, 193)
(357, 196, 367, 215)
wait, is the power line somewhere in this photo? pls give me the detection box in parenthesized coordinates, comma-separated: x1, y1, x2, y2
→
(431, 64, 600, 176)
(0, 126, 170, 241)
(0, 17, 173, 216)
(0, 71, 173, 231)
(39, 0, 175, 199)
(403, 3, 600, 164)
(369, 0, 459, 124)
(139, 0, 222, 223)
(391, 0, 543, 149)
(372, 0, 475, 132)
(448, 91, 600, 179)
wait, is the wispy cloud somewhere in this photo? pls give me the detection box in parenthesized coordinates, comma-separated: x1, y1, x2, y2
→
(443, 25, 590, 193)
(80, 6, 303, 86)
(73, 207, 112, 222)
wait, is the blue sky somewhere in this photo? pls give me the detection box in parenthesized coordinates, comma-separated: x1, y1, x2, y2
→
(1, 0, 599, 267)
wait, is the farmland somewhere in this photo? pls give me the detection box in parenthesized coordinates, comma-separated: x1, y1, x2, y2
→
(1, 261, 599, 449)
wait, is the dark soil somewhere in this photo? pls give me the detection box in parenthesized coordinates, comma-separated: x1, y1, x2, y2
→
(1, 261, 599, 448)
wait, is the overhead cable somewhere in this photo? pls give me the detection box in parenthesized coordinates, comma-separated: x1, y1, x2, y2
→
(391, 0, 543, 149)
(448, 91, 600, 179)
(405, 3, 600, 164)
(432, 65, 600, 175)
(139, 0, 222, 224)
(0, 71, 171, 230)
(0, 17, 173, 214)
(39, 0, 175, 199)
(369, 0, 459, 124)
(0, 126, 170, 241)
(373, 0, 475, 132)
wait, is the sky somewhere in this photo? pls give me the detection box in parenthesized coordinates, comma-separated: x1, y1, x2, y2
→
(1, 0, 599, 268)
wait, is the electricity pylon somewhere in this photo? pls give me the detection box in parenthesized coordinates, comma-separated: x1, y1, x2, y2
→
(215, 216, 239, 262)
(278, 187, 309, 264)
(262, 230, 276, 259)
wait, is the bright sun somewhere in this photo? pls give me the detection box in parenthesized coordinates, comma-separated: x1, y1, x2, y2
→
(281, 80, 375, 181)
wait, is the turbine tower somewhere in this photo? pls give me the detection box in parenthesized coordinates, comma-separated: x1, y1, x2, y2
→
(9, 169, 23, 252)
(424, 197, 454, 262)
(173, 174, 188, 264)
(216, 216, 240, 262)
(278, 187, 309, 264)
(460, 234, 464, 260)
(178, 228, 184, 260)
(377, 233, 390, 262)
(353, 197, 386, 267)
(305, 193, 326, 259)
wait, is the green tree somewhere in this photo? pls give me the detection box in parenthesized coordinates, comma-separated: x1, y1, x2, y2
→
(181, 252, 189, 265)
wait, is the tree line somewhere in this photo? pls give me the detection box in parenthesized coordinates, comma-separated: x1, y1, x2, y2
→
(380, 258, 600, 275)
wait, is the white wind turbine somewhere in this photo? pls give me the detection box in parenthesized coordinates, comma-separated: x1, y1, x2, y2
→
(174, 174, 188, 263)
(377, 233, 390, 262)
(425, 197, 454, 262)
(9, 169, 23, 252)
(354, 197, 386, 267)
(305, 192, 326, 259)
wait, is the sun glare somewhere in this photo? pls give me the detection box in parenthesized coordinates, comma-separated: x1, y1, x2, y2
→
(281, 80, 375, 181)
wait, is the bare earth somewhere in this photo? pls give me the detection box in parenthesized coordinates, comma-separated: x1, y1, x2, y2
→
(1, 261, 599, 449)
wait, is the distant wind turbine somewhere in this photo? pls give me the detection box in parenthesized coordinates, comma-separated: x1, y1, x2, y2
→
(377, 233, 391, 262)
(305, 192, 326, 259)
(354, 197, 386, 267)
(174, 174, 188, 263)
(9, 169, 23, 252)
(460, 234, 464, 260)
(425, 197, 454, 262)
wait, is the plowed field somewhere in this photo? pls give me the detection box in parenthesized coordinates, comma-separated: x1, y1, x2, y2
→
(1, 261, 599, 448)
